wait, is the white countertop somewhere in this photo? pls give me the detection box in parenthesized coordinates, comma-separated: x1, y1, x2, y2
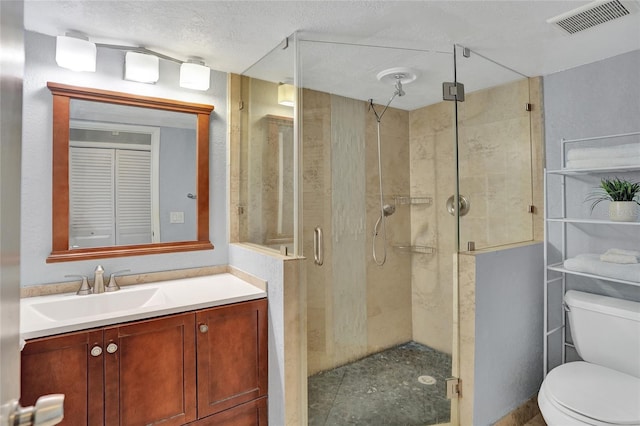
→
(21, 273, 267, 340)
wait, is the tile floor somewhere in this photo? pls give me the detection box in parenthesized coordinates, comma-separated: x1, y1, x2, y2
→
(523, 414, 547, 426)
(308, 342, 452, 426)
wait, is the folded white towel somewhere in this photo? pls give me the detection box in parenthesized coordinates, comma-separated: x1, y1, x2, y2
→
(567, 143, 640, 161)
(600, 253, 638, 264)
(565, 156, 640, 169)
(564, 254, 640, 283)
(605, 248, 640, 257)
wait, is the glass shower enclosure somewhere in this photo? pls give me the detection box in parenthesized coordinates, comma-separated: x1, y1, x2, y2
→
(233, 33, 536, 425)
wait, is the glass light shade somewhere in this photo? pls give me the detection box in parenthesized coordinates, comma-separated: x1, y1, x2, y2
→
(278, 84, 294, 107)
(125, 52, 159, 83)
(55, 35, 97, 72)
(179, 62, 210, 91)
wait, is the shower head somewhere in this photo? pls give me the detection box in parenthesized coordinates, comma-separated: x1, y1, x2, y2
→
(370, 67, 417, 122)
(377, 67, 416, 101)
(377, 67, 418, 85)
(382, 204, 396, 217)
(377, 67, 418, 98)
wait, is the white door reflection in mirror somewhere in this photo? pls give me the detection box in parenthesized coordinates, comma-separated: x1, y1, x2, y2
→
(69, 121, 159, 248)
(69, 100, 197, 248)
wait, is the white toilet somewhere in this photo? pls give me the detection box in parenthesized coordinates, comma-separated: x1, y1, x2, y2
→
(538, 290, 640, 425)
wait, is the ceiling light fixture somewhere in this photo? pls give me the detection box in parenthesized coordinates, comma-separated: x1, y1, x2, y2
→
(180, 59, 211, 91)
(124, 51, 159, 83)
(278, 83, 294, 107)
(55, 32, 97, 72)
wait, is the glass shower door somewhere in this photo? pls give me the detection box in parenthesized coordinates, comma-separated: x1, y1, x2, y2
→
(299, 37, 457, 426)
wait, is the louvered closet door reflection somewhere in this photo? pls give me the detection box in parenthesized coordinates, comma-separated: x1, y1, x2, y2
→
(115, 149, 152, 245)
(69, 147, 116, 248)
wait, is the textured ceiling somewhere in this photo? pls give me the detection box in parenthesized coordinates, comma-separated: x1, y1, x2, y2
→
(24, 0, 640, 109)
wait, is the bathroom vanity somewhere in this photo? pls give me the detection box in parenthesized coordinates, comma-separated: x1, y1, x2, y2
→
(20, 274, 268, 426)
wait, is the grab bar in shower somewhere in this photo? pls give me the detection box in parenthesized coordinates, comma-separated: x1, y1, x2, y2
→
(314, 226, 324, 266)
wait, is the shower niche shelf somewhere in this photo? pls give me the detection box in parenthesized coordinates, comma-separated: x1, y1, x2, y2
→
(393, 245, 435, 254)
(394, 195, 432, 206)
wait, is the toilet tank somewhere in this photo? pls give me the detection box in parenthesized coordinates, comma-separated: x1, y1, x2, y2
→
(565, 290, 640, 378)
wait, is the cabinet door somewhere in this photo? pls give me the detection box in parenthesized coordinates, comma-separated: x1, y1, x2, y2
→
(196, 299, 268, 418)
(188, 397, 267, 426)
(21, 329, 104, 426)
(104, 312, 196, 426)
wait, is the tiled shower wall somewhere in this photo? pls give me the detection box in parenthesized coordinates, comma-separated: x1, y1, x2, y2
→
(304, 78, 539, 374)
(409, 99, 457, 355)
(409, 78, 539, 355)
(240, 78, 295, 245)
(457, 79, 534, 248)
(304, 89, 412, 375)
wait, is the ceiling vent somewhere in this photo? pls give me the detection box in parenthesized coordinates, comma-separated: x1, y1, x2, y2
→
(547, 0, 636, 34)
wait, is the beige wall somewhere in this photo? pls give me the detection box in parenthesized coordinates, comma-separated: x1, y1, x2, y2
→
(457, 78, 534, 248)
(409, 77, 542, 354)
(303, 89, 334, 374)
(365, 100, 413, 354)
(409, 99, 457, 354)
(304, 78, 542, 373)
(304, 89, 412, 375)
(229, 75, 294, 247)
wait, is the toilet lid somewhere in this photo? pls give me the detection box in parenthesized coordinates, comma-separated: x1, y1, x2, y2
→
(545, 362, 640, 425)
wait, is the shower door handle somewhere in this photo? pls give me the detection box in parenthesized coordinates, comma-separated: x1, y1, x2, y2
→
(314, 226, 324, 266)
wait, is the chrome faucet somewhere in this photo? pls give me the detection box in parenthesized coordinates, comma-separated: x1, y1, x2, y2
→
(105, 269, 130, 292)
(65, 274, 91, 295)
(93, 265, 105, 294)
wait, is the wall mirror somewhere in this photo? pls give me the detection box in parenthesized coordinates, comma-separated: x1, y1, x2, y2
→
(47, 82, 214, 262)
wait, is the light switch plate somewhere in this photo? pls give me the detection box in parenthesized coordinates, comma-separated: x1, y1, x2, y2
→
(170, 211, 184, 224)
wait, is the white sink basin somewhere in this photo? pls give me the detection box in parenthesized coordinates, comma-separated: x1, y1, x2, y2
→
(21, 273, 267, 340)
(31, 287, 166, 321)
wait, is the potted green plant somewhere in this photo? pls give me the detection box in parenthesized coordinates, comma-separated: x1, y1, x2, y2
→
(587, 177, 640, 222)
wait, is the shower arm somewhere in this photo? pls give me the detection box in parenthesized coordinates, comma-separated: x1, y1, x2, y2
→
(368, 91, 399, 123)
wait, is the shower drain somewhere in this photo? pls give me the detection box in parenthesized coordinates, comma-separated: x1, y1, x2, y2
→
(417, 375, 437, 385)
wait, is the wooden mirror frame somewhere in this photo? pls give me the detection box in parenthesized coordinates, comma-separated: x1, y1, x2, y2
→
(47, 82, 214, 263)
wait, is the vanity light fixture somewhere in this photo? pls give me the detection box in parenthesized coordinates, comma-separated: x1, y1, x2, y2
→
(55, 32, 97, 72)
(179, 59, 210, 91)
(277, 83, 294, 107)
(124, 51, 159, 83)
(55, 34, 211, 91)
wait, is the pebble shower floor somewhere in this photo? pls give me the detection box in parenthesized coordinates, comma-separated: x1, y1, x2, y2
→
(308, 342, 452, 425)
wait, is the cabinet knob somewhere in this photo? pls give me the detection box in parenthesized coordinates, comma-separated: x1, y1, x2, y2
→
(199, 324, 209, 333)
(90, 345, 103, 357)
(106, 343, 118, 354)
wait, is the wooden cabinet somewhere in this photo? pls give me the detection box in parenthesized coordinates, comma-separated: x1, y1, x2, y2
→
(21, 329, 103, 426)
(188, 398, 267, 426)
(104, 313, 196, 425)
(21, 298, 268, 426)
(21, 312, 195, 426)
(196, 299, 268, 418)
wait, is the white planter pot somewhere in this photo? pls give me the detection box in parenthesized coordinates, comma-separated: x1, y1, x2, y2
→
(609, 201, 638, 222)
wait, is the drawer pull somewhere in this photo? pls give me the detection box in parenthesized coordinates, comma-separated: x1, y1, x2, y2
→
(106, 343, 118, 354)
(199, 324, 209, 333)
(90, 346, 102, 357)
